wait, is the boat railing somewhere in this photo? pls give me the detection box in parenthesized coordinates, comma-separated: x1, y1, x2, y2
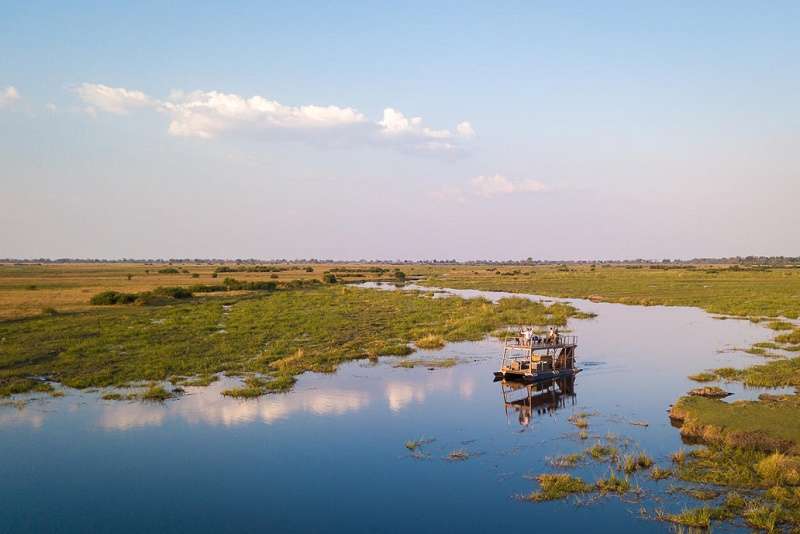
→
(504, 334, 578, 350)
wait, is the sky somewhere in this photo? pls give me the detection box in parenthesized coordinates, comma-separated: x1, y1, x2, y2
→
(1, 1, 798, 260)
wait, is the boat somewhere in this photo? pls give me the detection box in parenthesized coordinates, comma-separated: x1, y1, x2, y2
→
(493, 327, 580, 382)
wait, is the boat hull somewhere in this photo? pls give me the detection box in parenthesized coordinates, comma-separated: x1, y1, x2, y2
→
(494, 368, 581, 383)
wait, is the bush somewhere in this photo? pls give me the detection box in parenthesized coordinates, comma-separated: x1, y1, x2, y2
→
(305, 267, 314, 272)
(284, 279, 321, 289)
(158, 268, 179, 274)
(191, 273, 199, 278)
(188, 284, 227, 293)
(222, 278, 277, 291)
(153, 286, 192, 299)
(395, 270, 407, 281)
(323, 273, 337, 284)
(90, 291, 137, 305)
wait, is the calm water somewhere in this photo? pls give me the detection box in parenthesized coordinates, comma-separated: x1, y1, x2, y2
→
(0, 286, 788, 533)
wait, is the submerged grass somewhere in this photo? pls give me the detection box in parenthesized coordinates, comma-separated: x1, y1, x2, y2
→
(595, 471, 631, 494)
(649, 466, 672, 480)
(586, 441, 618, 461)
(445, 449, 472, 461)
(393, 358, 457, 369)
(550, 453, 584, 468)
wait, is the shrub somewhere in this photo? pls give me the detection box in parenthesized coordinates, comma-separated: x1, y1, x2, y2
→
(221, 278, 277, 291)
(90, 291, 137, 305)
(191, 273, 199, 278)
(158, 268, 179, 274)
(305, 267, 314, 272)
(154, 286, 192, 299)
(188, 284, 227, 293)
(323, 273, 337, 284)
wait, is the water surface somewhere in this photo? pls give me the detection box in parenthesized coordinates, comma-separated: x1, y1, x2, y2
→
(0, 286, 786, 533)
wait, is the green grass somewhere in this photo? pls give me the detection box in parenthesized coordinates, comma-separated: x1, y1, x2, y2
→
(425, 264, 800, 319)
(671, 396, 800, 454)
(526, 474, 592, 501)
(586, 442, 617, 460)
(743, 503, 781, 532)
(414, 334, 445, 349)
(661, 506, 715, 529)
(767, 321, 795, 331)
(0, 285, 581, 396)
(595, 471, 631, 494)
(221, 375, 297, 398)
(140, 384, 174, 401)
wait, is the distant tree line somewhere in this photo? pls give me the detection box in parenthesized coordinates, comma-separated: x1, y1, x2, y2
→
(3, 256, 800, 266)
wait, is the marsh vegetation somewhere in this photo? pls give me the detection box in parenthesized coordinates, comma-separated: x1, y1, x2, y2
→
(0, 265, 584, 397)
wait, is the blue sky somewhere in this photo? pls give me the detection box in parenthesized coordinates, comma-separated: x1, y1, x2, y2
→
(2, 1, 798, 260)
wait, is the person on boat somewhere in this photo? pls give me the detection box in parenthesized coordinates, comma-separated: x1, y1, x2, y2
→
(554, 327, 560, 344)
(547, 327, 555, 344)
(522, 328, 532, 346)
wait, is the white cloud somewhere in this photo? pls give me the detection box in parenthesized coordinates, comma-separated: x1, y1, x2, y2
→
(471, 174, 549, 197)
(0, 86, 20, 107)
(377, 108, 474, 152)
(76, 83, 155, 114)
(163, 90, 367, 139)
(456, 121, 475, 138)
(74, 83, 474, 154)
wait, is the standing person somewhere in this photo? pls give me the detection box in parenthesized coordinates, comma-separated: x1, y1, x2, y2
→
(547, 327, 555, 344)
(523, 328, 532, 346)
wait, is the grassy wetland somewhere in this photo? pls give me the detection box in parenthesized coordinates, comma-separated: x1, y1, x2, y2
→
(5, 260, 800, 530)
(420, 262, 800, 529)
(0, 262, 581, 397)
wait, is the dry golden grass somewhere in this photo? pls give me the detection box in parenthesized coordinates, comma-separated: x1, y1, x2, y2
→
(0, 262, 425, 320)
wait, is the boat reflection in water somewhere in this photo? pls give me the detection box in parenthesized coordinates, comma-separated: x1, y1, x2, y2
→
(499, 376, 576, 428)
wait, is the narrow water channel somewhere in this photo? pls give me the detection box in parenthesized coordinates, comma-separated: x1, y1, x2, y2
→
(0, 285, 787, 533)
